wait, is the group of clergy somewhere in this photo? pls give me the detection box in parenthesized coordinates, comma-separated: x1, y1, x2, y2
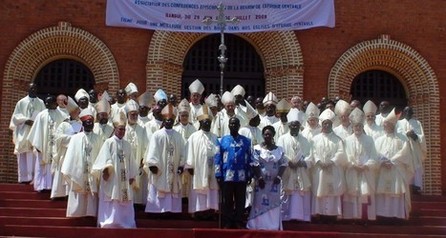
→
(9, 79, 426, 229)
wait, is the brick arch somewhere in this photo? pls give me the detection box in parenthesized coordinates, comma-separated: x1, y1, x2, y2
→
(146, 31, 304, 100)
(328, 34, 441, 195)
(0, 21, 119, 182)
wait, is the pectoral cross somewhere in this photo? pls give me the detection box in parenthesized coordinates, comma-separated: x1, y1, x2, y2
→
(202, 2, 239, 96)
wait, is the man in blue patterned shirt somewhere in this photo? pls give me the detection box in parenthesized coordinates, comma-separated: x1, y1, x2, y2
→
(215, 117, 252, 229)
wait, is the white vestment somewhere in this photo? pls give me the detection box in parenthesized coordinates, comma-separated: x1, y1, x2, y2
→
(173, 123, 197, 198)
(364, 122, 384, 141)
(397, 118, 427, 189)
(62, 131, 102, 217)
(333, 124, 352, 140)
(310, 132, 347, 217)
(343, 133, 379, 220)
(124, 123, 149, 204)
(27, 109, 66, 191)
(109, 103, 126, 123)
(259, 115, 279, 130)
(144, 128, 185, 213)
(189, 103, 202, 130)
(301, 125, 321, 141)
(51, 119, 82, 198)
(93, 122, 114, 145)
(92, 135, 137, 228)
(272, 121, 289, 142)
(277, 133, 312, 222)
(212, 110, 246, 138)
(9, 95, 45, 182)
(375, 132, 412, 219)
(185, 130, 220, 213)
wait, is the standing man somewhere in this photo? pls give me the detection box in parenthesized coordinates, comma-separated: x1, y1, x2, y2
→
(138, 91, 153, 127)
(56, 94, 69, 118)
(375, 108, 412, 220)
(27, 94, 66, 192)
(272, 98, 291, 141)
(94, 98, 114, 144)
(125, 82, 139, 101)
(397, 106, 427, 194)
(185, 105, 220, 218)
(51, 97, 82, 200)
(62, 108, 102, 217)
(310, 109, 347, 223)
(145, 104, 185, 215)
(259, 92, 279, 130)
(343, 108, 379, 222)
(188, 79, 205, 130)
(215, 117, 252, 229)
(110, 89, 127, 123)
(124, 99, 149, 207)
(375, 101, 391, 127)
(333, 99, 353, 140)
(278, 110, 312, 222)
(9, 83, 45, 183)
(212, 91, 245, 138)
(92, 111, 137, 228)
(301, 102, 321, 141)
(363, 100, 384, 140)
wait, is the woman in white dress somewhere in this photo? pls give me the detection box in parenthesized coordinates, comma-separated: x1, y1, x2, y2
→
(247, 125, 288, 230)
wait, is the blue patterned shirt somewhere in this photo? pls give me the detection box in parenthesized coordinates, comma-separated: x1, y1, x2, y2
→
(215, 134, 252, 182)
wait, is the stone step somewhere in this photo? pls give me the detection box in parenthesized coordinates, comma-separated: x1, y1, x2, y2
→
(1, 224, 445, 238)
(0, 190, 50, 200)
(0, 216, 96, 227)
(0, 207, 66, 217)
(0, 199, 66, 208)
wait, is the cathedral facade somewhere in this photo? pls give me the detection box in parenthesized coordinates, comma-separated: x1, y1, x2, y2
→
(0, 1, 445, 195)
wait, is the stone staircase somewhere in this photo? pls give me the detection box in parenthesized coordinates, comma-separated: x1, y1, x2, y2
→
(0, 183, 445, 237)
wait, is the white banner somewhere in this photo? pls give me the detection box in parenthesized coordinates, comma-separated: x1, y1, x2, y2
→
(106, 0, 335, 33)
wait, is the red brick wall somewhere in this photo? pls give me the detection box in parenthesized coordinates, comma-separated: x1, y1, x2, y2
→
(1, 0, 445, 194)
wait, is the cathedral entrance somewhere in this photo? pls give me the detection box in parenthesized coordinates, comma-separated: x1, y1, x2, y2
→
(182, 34, 265, 99)
(350, 70, 407, 112)
(34, 59, 95, 99)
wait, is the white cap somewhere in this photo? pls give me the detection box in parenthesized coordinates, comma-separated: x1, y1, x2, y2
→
(287, 109, 304, 123)
(276, 99, 291, 113)
(100, 91, 112, 103)
(125, 99, 139, 113)
(205, 93, 219, 108)
(188, 79, 205, 95)
(154, 89, 168, 103)
(177, 99, 190, 113)
(96, 98, 111, 114)
(383, 108, 399, 125)
(113, 111, 127, 127)
(65, 96, 79, 113)
(245, 100, 258, 120)
(363, 100, 378, 116)
(79, 108, 94, 121)
(263, 92, 278, 106)
(74, 88, 89, 102)
(334, 99, 351, 116)
(138, 91, 153, 107)
(231, 85, 245, 97)
(319, 108, 336, 122)
(349, 107, 365, 124)
(125, 82, 138, 95)
(221, 91, 235, 105)
(305, 102, 320, 119)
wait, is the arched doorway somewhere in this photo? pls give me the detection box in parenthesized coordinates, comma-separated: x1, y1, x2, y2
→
(350, 70, 407, 112)
(34, 59, 95, 99)
(182, 34, 265, 99)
